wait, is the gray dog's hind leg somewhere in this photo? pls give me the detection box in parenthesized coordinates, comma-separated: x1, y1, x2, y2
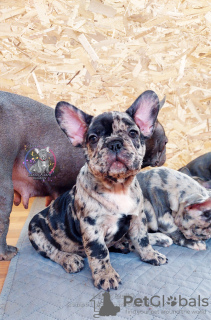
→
(28, 220, 85, 273)
(0, 152, 18, 260)
(0, 179, 17, 260)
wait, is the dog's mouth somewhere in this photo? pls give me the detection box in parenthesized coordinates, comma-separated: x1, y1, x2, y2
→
(106, 149, 141, 177)
(109, 160, 127, 173)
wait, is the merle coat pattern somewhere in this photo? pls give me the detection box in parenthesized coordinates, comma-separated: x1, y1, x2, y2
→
(137, 168, 211, 250)
(29, 90, 167, 291)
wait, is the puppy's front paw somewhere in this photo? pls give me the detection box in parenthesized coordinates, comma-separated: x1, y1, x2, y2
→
(62, 253, 84, 273)
(93, 267, 121, 291)
(187, 240, 206, 251)
(141, 250, 168, 266)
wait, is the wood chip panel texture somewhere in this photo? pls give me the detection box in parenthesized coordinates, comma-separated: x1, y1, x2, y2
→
(0, 0, 210, 170)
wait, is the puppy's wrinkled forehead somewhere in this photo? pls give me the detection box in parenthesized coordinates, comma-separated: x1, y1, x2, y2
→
(87, 111, 138, 137)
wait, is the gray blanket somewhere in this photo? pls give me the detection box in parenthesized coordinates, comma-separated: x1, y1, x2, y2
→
(0, 198, 210, 320)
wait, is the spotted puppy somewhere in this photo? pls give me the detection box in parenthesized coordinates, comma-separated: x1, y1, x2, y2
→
(137, 168, 211, 250)
(28, 90, 168, 291)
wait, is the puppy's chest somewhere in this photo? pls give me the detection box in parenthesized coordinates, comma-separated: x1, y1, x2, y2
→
(100, 189, 141, 242)
(103, 192, 140, 216)
(102, 213, 132, 243)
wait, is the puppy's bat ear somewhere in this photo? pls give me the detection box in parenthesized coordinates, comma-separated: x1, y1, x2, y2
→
(183, 193, 210, 207)
(176, 194, 210, 226)
(126, 90, 160, 138)
(185, 198, 211, 212)
(55, 101, 93, 147)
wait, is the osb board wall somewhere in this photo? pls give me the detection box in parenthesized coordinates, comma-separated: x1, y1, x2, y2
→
(0, 0, 210, 170)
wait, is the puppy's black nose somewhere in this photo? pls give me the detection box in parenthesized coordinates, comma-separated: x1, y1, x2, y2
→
(107, 139, 123, 153)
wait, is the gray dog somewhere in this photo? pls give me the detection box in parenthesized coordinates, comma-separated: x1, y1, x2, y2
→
(179, 152, 211, 189)
(29, 90, 167, 291)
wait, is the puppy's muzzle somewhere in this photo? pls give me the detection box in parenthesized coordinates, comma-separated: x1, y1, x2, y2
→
(107, 138, 123, 153)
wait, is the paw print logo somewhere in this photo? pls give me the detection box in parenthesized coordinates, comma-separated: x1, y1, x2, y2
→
(166, 296, 177, 306)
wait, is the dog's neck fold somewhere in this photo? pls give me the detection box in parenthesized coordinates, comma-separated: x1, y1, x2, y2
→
(76, 163, 140, 216)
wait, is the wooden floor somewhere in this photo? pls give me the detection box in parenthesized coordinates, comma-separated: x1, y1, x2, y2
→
(0, 198, 34, 293)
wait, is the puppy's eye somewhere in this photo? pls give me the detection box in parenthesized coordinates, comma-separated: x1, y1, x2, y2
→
(203, 210, 211, 218)
(88, 134, 99, 144)
(129, 129, 138, 138)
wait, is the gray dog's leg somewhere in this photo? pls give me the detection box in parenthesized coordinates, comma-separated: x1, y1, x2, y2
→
(0, 151, 17, 260)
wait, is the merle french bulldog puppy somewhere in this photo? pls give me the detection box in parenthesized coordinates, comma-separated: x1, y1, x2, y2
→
(137, 168, 211, 250)
(179, 152, 211, 189)
(28, 90, 168, 291)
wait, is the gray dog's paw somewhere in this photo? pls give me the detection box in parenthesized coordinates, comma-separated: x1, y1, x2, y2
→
(93, 267, 121, 291)
(62, 254, 85, 273)
(0, 245, 18, 261)
(142, 250, 168, 266)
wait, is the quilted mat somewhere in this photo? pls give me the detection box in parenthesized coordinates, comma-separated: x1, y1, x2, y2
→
(0, 198, 211, 320)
